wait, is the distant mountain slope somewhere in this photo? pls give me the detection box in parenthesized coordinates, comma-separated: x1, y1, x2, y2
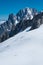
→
(0, 20, 6, 25)
(0, 25, 43, 65)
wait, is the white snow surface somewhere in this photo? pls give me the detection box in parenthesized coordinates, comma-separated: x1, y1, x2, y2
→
(0, 25, 43, 65)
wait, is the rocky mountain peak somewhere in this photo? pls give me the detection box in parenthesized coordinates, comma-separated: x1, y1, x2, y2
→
(16, 7, 38, 21)
(0, 7, 43, 42)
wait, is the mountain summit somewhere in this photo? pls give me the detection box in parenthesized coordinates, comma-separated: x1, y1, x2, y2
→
(16, 7, 38, 21)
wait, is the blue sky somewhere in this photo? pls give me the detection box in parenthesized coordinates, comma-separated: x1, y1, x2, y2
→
(0, 0, 43, 20)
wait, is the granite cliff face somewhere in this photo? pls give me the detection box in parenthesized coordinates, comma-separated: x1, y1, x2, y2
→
(0, 7, 43, 42)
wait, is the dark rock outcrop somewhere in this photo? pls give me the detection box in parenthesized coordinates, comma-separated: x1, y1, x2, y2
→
(30, 12, 43, 30)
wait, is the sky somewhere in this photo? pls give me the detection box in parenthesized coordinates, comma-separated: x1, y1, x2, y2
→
(0, 0, 43, 20)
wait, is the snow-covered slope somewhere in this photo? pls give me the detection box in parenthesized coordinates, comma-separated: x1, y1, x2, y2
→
(0, 25, 43, 65)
